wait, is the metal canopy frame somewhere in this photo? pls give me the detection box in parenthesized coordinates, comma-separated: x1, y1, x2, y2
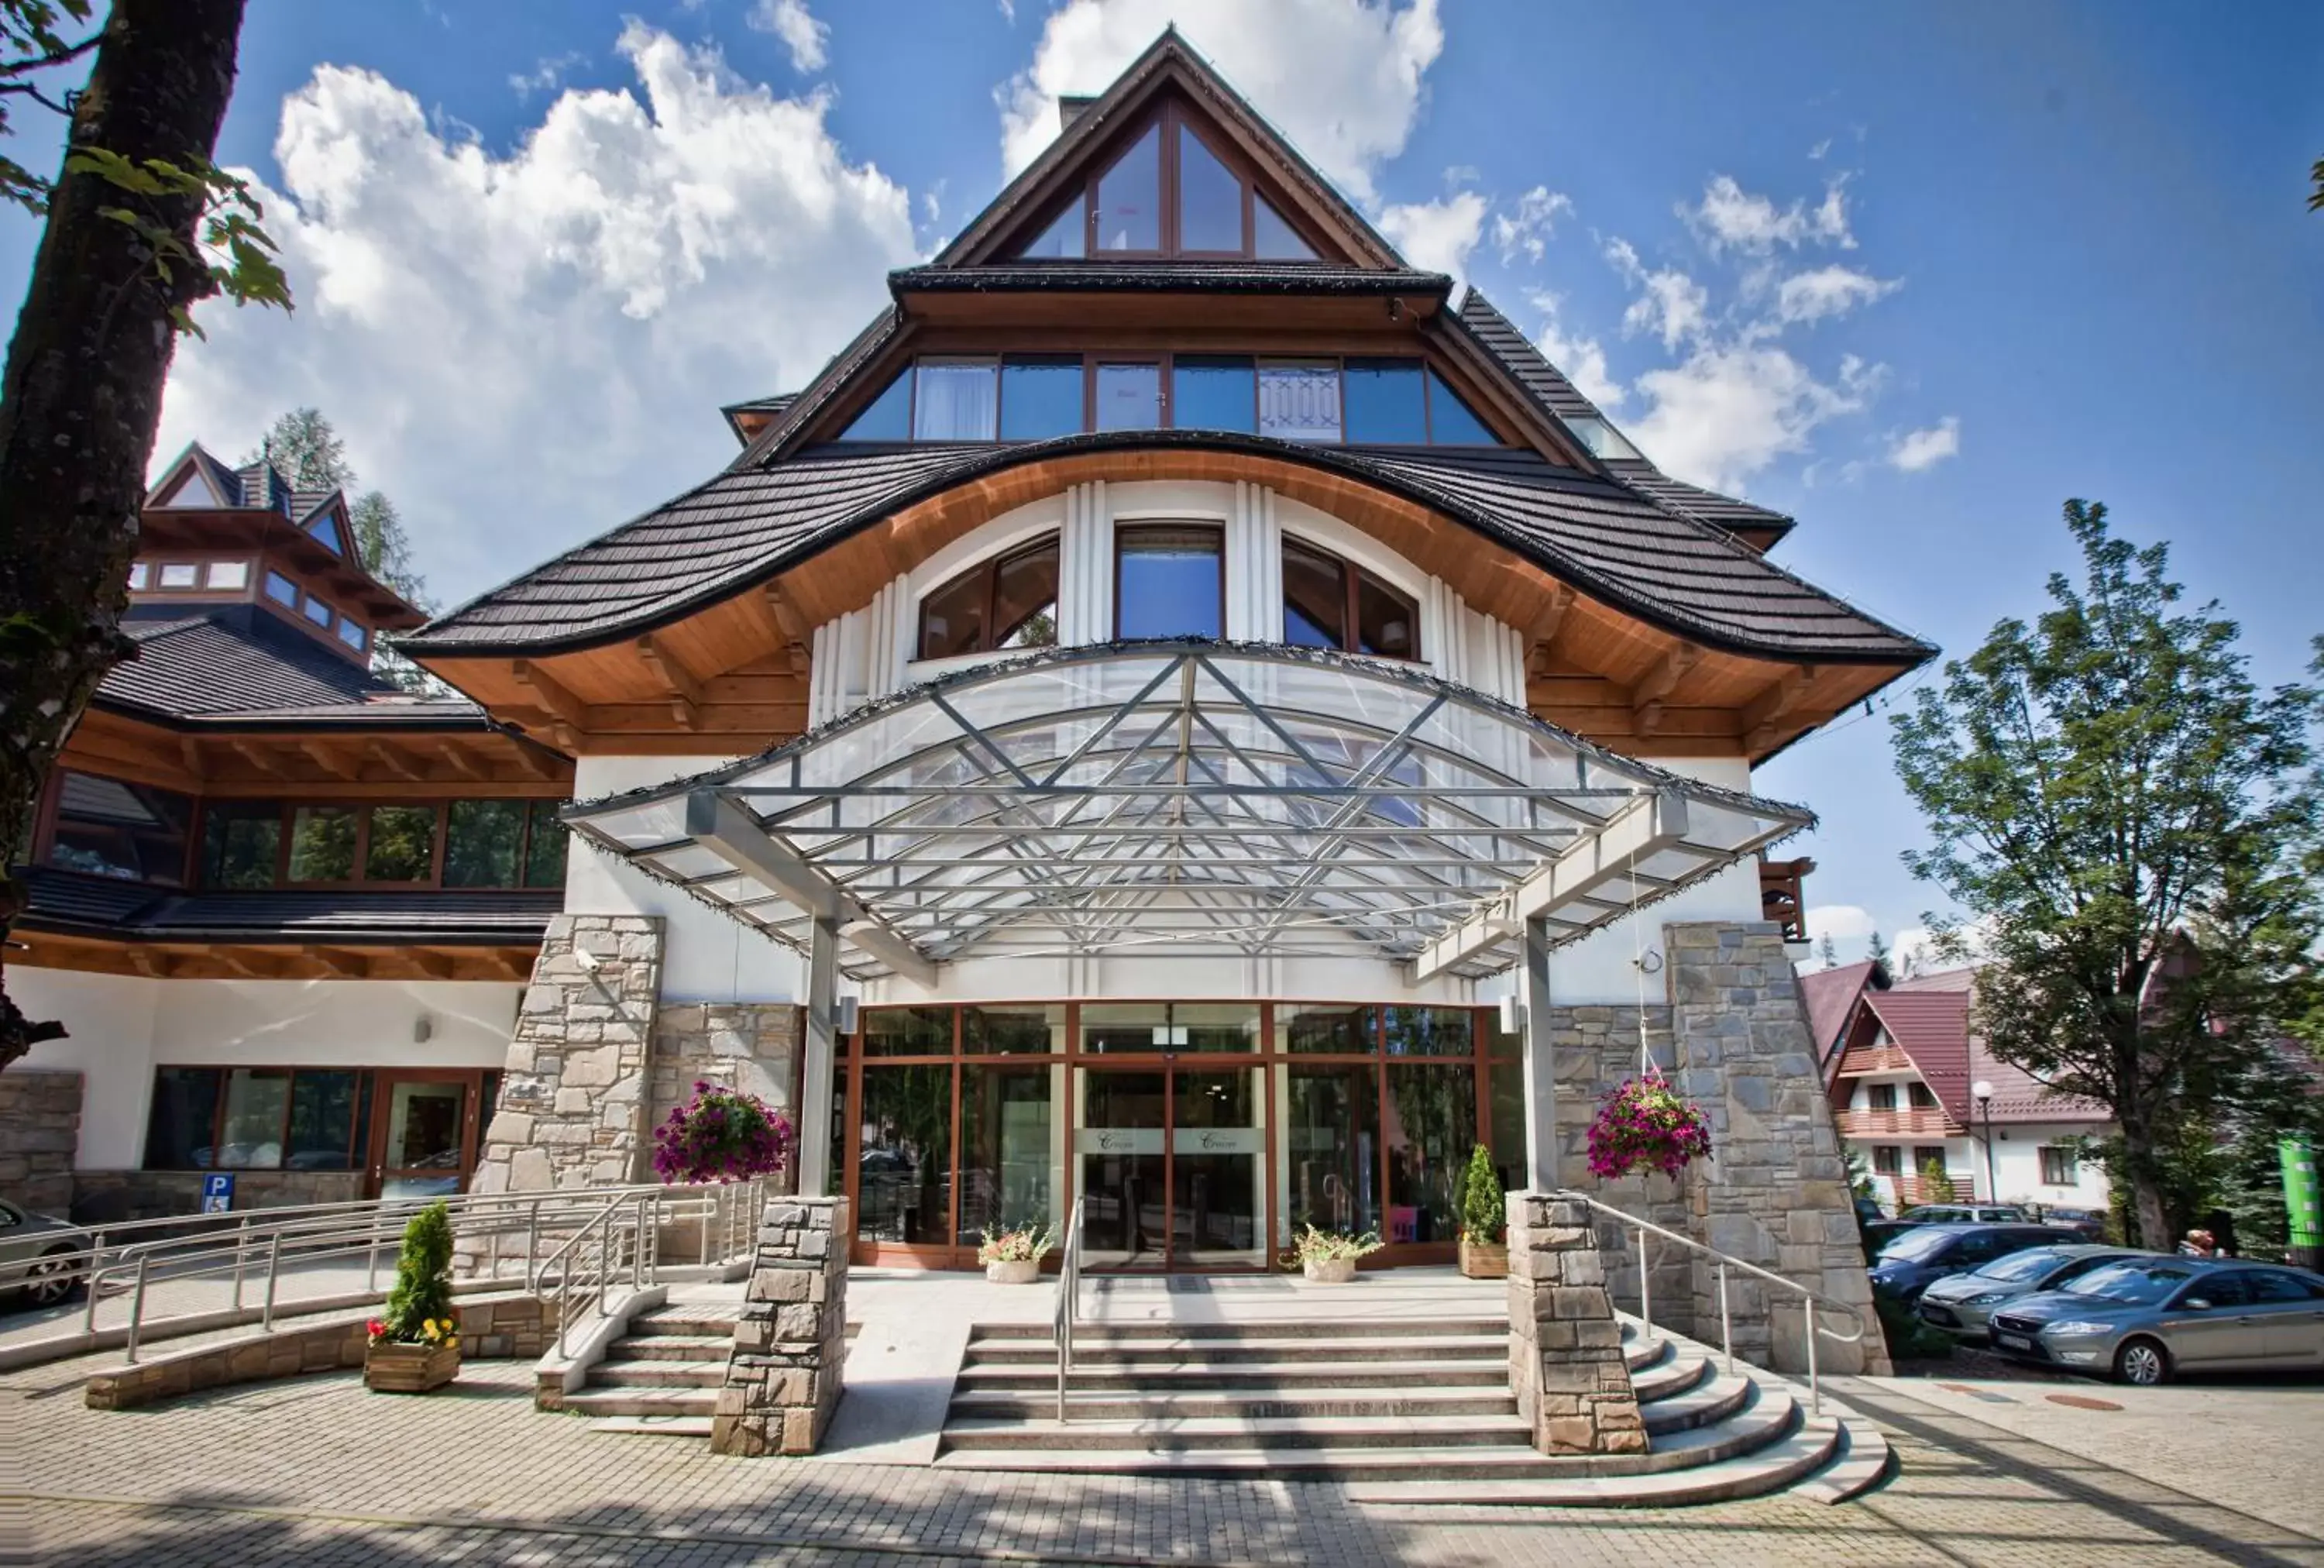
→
(562, 641, 1813, 983)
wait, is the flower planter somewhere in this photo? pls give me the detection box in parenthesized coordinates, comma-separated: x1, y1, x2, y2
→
(985, 1258, 1041, 1284)
(1458, 1238, 1508, 1279)
(363, 1339, 459, 1394)
(1302, 1257, 1357, 1284)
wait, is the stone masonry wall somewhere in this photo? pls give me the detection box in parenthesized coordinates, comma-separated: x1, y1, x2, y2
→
(648, 1002, 801, 1252)
(1505, 1191, 1646, 1456)
(472, 915, 664, 1196)
(0, 1068, 81, 1215)
(712, 1195, 850, 1456)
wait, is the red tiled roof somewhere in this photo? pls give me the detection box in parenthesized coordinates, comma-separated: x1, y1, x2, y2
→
(1862, 989, 1972, 1123)
(1893, 965, 2110, 1126)
(1800, 960, 1881, 1062)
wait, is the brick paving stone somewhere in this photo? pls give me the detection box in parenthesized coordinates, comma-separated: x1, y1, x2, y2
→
(8, 1355, 2323, 1566)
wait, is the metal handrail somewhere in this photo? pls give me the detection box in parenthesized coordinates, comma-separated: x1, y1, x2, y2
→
(536, 1193, 637, 1357)
(1054, 1197, 1085, 1422)
(50, 1178, 764, 1363)
(1568, 1191, 1866, 1418)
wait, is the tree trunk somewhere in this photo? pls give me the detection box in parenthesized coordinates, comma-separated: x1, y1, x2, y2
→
(0, 0, 248, 1071)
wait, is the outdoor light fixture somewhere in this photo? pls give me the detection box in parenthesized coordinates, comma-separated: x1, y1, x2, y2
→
(1973, 1078, 1996, 1202)
(413, 1014, 434, 1044)
(573, 946, 601, 974)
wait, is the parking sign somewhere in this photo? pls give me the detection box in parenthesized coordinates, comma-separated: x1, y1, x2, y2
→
(201, 1172, 234, 1213)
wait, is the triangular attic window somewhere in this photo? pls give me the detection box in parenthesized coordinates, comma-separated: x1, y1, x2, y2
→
(308, 513, 344, 555)
(1020, 202, 1084, 260)
(168, 468, 225, 507)
(1177, 125, 1241, 253)
(1253, 196, 1315, 261)
(1095, 124, 1160, 253)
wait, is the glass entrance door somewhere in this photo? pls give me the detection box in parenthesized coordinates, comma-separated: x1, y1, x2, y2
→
(369, 1074, 476, 1198)
(1076, 1065, 1265, 1270)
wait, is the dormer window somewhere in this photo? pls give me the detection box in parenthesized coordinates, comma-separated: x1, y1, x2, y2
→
(1015, 105, 1319, 263)
(301, 596, 334, 630)
(1282, 539, 1419, 659)
(918, 535, 1061, 659)
(158, 563, 200, 589)
(306, 513, 343, 554)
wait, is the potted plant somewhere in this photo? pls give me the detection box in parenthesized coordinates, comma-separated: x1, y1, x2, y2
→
(1283, 1224, 1382, 1284)
(977, 1222, 1055, 1284)
(1585, 1069, 1714, 1182)
(652, 1080, 795, 1185)
(1456, 1143, 1508, 1279)
(364, 1200, 460, 1393)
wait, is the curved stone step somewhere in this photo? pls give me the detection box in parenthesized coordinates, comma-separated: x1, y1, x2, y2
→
(1340, 1415, 1845, 1506)
(1640, 1370, 1752, 1435)
(940, 1411, 1533, 1453)
(1790, 1420, 1895, 1504)
(947, 1387, 1520, 1422)
(1627, 1350, 1710, 1404)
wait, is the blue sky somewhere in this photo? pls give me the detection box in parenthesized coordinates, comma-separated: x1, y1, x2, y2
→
(4, 0, 2320, 963)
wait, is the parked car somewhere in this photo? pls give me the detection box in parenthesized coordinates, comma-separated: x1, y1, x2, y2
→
(0, 1197, 87, 1308)
(1988, 1257, 2324, 1385)
(1869, 1222, 2068, 1304)
(1860, 1218, 1925, 1260)
(1899, 1202, 2030, 1225)
(1916, 1243, 2147, 1339)
(2039, 1206, 2109, 1241)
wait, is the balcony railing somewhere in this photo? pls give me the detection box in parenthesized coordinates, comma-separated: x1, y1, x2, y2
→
(1834, 1047, 1916, 1076)
(1836, 1107, 1957, 1137)
(1759, 855, 1815, 942)
(1877, 1172, 1982, 1206)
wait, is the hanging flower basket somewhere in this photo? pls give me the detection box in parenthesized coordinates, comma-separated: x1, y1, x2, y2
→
(1586, 1070, 1713, 1181)
(652, 1081, 796, 1185)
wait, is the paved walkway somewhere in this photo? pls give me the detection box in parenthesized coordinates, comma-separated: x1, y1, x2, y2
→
(9, 1339, 2323, 1565)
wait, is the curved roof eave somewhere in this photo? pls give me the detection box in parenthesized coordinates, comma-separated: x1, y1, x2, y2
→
(404, 430, 1937, 669)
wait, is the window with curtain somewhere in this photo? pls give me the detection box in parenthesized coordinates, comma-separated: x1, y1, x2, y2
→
(913, 360, 999, 441)
(917, 535, 1061, 660)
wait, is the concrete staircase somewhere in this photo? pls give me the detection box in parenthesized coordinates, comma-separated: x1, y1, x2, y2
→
(560, 1302, 735, 1433)
(933, 1313, 1892, 1505)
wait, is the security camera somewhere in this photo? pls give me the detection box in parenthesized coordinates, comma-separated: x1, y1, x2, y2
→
(573, 947, 601, 973)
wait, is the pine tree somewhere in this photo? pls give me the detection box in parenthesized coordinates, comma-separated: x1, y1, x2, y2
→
(1817, 933, 1838, 969)
(1866, 929, 1891, 965)
(380, 1199, 456, 1340)
(245, 408, 431, 610)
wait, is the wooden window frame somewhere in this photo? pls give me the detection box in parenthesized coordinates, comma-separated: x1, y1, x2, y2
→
(1280, 536, 1422, 661)
(1113, 521, 1228, 641)
(1046, 101, 1316, 264)
(195, 795, 567, 892)
(36, 768, 197, 887)
(2038, 1145, 2078, 1186)
(144, 1063, 371, 1175)
(915, 532, 1063, 661)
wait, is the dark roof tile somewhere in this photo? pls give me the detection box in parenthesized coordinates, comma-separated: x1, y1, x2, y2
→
(15, 868, 558, 944)
(103, 606, 485, 726)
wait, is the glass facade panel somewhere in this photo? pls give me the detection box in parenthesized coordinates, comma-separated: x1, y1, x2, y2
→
(1257, 361, 1340, 442)
(444, 799, 524, 887)
(1277, 1004, 1375, 1054)
(1019, 201, 1084, 260)
(1077, 1069, 1166, 1267)
(1094, 125, 1160, 251)
(1425, 369, 1496, 445)
(286, 806, 357, 882)
(1080, 1002, 1170, 1054)
(1177, 123, 1243, 252)
(917, 561, 987, 659)
(201, 802, 280, 889)
(1386, 1061, 1477, 1244)
(524, 800, 569, 887)
(964, 1003, 1064, 1054)
(957, 1065, 1055, 1243)
(999, 356, 1083, 441)
(47, 772, 191, 884)
(364, 804, 436, 882)
(1487, 1025, 1527, 1194)
(302, 596, 335, 628)
(1115, 525, 1222, 638)
(144, 1068, 222, 1169)
(858, 1063, 954, 1245)
(992, 538, 1060, 649)
(1342, 359, 1428, 443)
(862, 1006, 952, 1056)
(1253, 196, 1315, 260)
(286, 1071, 360, 1169)
(1280, 1063, 1380, 1242)
(264, 570, 301, 607)
(1355, 572, 1419, 658)
(841, 372, 912, 441)
(1092, 361, 1162, 432)
(1384, 1006, 1473, 1056)
(913, 360, 999, 442)
(1176, 1002, 1260, 1053)
(1172, 1068, 1263, 1264)
(1170, 356, 1256, 433)
(216, 1068, 292, 1168)
(1281, 541, 1346, 649)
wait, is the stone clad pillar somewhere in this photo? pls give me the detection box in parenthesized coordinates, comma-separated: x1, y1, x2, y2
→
(711, 1195, 851, 1456)
(1506, 1190, 1647, 1456)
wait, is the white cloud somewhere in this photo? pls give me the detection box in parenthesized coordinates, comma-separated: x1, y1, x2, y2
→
(1684, 173, 1855, 256)
(1377, 188, 1483, 280)
(156, 22, 918, 607)
(1523, 289, 1624, 411)
(1490, 184, 1570, 263)
(1628, 346, 1880, 493)
(1619, 267, 1710, 351)
(1807, 137, 1831, 161)
(1774, 264, 1899, 325)
(750, 0, 830, 73)
(1887, 416, 1961, 473)
(507, 52, 583, 101)
(995, 0, 1444, 205)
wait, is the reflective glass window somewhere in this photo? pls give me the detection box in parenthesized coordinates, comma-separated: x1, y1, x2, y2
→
(998, 356, 1084, 441)
(285, 1071, 359, 1169)
(1257, 361, 1340, 442)
(307, 514, 343, 554)
(302, 595, 334, 628)
(1355, 569, 1418, 658)
(862, 1006, 953, 1056)
(1384, 1006, 1474, 1056)
(1094, 125, 1161, 252)
(46, 772, 191, 883)
(1019, 201, 1085, 260)
(444, 799, 524, 887)
(1425, 369, 1495, 444)
(1281, 1064, 1380, 1241)
(206, 559, 249, 590)
(919, 535, 1061, 659)
(364, 804, 436, 882)
(840, 371, 912, 441)
(1080, 1002, 1171, 1055)
(1342, 359, 1428, 444)
(1253, 195, 1315, 260)
(158, 562, 199, 589)
(913, 359, 999, 442)
(523, 800, 569, 888)
(1092, 362, 1162, 432)
(201, 801, 281, 889)
(964, 1004, 1065, 1054)
(1116, 525, 1222, 638)
(1277, 1004, 1376, 1054)
(336, 620, 367, 652)
(957, 1065, 1055, 1243)
(1170, 356, 1256, 433)
(126, 562, 149, 590)
(1386, 1061, 1477, 1243)
(216, 1068, 292, 1169)
(858, 1064, 954, 1245)
(1281, 540, 1346, 649)
(264, 570, 300, 608)
(1177, 123, 1243, 251)
(286, 805, 357, 882)
(143, 1068, 222, 1169)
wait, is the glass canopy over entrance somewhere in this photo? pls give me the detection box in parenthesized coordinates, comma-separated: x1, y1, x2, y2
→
(562, 641, 1814, 982)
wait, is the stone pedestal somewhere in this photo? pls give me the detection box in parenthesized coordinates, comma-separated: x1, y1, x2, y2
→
(711, 1195, 850, 1456)
(1506, 1191, 1646, 1456)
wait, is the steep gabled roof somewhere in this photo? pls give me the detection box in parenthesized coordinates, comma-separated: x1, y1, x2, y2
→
(1861, 988, 1972, 1124)
(1801, 958, 1886, 1064)
(404, 433, 1934, 661)
(1452, 291, 1794, 545)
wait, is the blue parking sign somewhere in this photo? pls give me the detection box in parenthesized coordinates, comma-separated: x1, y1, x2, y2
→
(201, 1173, 234, 1213)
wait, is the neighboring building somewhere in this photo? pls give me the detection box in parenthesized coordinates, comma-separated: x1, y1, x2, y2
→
(9, 36, 1931, 1372)
(1805, 961, 2113, 1213)
(2, 442, 573, 1220)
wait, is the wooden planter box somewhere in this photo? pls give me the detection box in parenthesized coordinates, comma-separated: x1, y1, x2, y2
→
(364, 1339, 459, 1394)
(1459, 1238, 1509, 1279)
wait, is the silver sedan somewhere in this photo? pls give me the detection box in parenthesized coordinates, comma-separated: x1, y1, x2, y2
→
(1916, 1243, 2147, 1340)
(1989, 1257, 2324, 1385)
(0, 1197, 87, 1309)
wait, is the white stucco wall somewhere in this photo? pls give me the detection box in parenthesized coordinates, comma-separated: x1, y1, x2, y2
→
(12, 966, 518, 1169)
(1976, 1123, 2113, 1209)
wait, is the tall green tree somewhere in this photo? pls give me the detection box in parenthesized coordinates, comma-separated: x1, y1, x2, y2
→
(243, 406, 428, 609)
(1890, 500, 2322, 1247)
(0, 0, 285, 1073)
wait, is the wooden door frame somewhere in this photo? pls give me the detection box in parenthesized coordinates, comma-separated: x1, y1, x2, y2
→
(365, 1068, 486, 1198)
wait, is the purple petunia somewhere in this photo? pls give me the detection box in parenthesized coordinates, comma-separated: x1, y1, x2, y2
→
(652, 1085, 796, 1185)
(1585, 1071, 1713, 1181)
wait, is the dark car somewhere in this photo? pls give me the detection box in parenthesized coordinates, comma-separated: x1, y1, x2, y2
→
(1989, 1257, 2324, 1384)
(1868, 1222, 2068, 1305)
(1860, 1218, 1923, 1260)
(0, 1197, 87, 1309)
(1916, 1243, 2147, 1339)
(2040, 1207, 2109, 1241)
(1898, 1202, 2030, 1225)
